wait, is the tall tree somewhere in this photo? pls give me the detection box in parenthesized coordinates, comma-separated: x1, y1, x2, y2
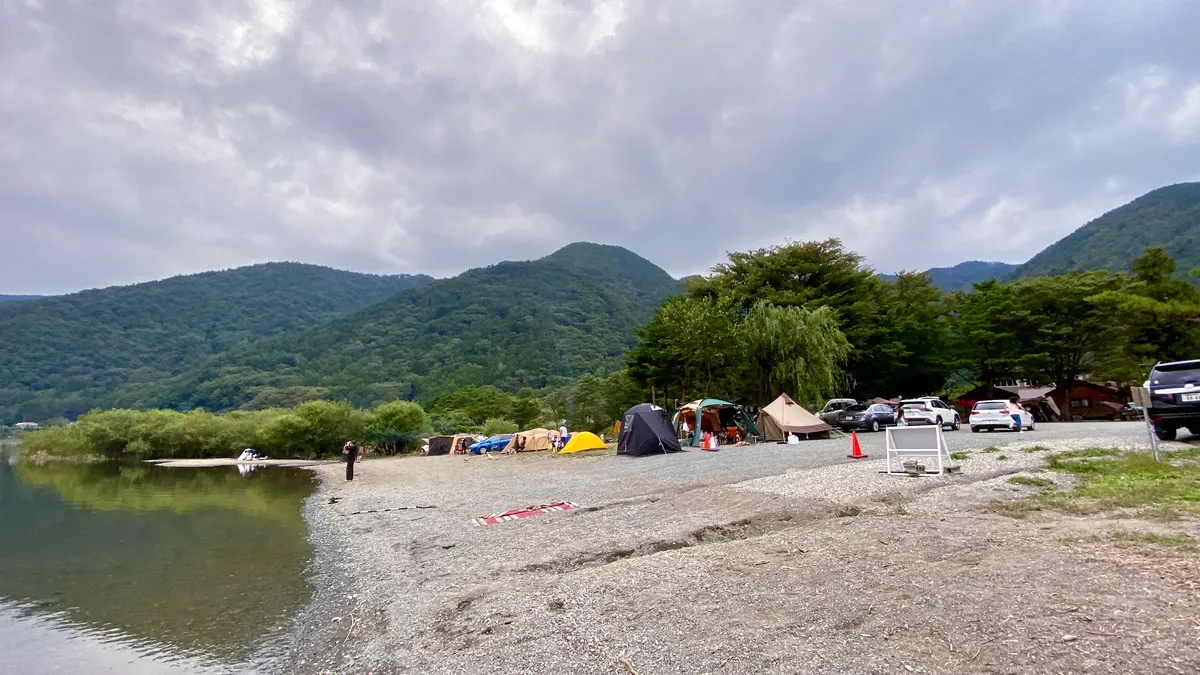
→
(875, 272, 952, 397)
(1011, 272, 1126, 420)
(945, 280, 1023, 398)
(685, 239, 899, 397)
(738, 303, 851, 407)
(1088, 247, 1200, 374)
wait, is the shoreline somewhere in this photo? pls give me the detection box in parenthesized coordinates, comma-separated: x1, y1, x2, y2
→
(274, 463, 363, 675)
(271, 427, 1199, 674)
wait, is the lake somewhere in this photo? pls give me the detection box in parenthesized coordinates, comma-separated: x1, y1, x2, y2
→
(0, 446, 318, 674)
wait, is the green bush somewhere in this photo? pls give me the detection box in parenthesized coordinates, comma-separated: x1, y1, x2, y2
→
(364, 401, 430, 454)
(430, 411, 477, 435)
(481, 417, 518, 436)
(19, 400, 385, 460)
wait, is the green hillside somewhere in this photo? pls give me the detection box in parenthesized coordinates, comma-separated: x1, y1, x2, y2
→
(137, 243, 681, 413)
(0, 295, 43, 304)
(1012, 182, 1200, 279)
(0, 264, 432, 423)
(925, 261, 1016, 292)
(880, 261, 1017, 292)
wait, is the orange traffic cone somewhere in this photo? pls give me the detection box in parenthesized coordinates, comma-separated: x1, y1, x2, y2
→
(847, 431, 868, 459)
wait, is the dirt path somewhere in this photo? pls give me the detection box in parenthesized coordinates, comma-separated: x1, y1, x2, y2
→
(282, 428, 1200, 674)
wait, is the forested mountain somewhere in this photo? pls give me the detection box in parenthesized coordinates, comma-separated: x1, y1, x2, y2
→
(880, 261, 1017, 292)
(1012, 182, 1200, 279)
(0, 295, 43, 304)
(127, 243, 682, 413)
(925, 261, 1017, 292)
(0, 264, 432, 423)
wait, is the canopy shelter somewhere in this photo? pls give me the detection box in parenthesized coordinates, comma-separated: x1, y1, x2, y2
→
(757, 393, 833, 441)
(501, 428, 560, 454)
(673, 399, 761, 448)
(560, 431, 608, 454)
(617, 404, 683, 457)
(427, 434, 476, 456)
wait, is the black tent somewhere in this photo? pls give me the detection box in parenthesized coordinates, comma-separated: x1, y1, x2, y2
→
(617, 404, 684, 457)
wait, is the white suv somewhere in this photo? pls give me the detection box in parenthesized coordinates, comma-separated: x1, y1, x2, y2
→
(898, 397, 960, 430)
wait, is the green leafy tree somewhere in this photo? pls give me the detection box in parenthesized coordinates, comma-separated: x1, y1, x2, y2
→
(363, 401, 430, 454)
(1010, 272, 1127, 420)
(1088, 247, 1200, 374)
(650, 295, 741, 397)
(945, 280, 1023, 398)
(510, 397, 542, 429)
(568, 370, 642, 433)
(685, 239, 900, 397)
(481, 418, 518, 436)
(738, 303, 851, 407)
(259, 401, 363, 458)
(430, 411, 477, 435)
(877, 272, 953, 397)
(428, 386, 514, 425)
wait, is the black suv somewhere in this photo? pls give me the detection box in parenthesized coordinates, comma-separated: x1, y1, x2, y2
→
(1148, 359, 1200, 440)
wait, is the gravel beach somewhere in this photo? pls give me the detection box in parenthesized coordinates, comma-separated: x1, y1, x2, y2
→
(279, 422, 1200, 674)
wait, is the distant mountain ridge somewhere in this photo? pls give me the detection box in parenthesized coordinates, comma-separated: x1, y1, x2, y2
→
(881, 261, 1017, 292)
(134, 243, 682, 413)
(0, 294, 44, 304)
(1010, 182, 1200, 279)
(3, 178, 1194, 423)
(0, 263, 433, 423)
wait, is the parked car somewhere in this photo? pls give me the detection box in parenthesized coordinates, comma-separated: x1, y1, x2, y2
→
(897, 397, 960, 429)
(1147, 359, 1200, 440)
(838, 403, 897, 433)
(818, 398, 858, 426)
(469, 434, 513, 454)
(969, 400, 1034, 433)
(1119, 403, 1145, 421)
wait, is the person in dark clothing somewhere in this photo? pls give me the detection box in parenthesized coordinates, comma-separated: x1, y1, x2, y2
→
(343, 440, 359, 481)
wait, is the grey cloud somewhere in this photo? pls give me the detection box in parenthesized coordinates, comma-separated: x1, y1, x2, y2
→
(1, 0, 1199, 294)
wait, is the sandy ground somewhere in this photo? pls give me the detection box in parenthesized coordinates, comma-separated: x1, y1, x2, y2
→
(279, 423, 1200, 674)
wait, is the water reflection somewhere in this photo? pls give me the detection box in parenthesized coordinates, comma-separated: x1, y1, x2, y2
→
(0, 454, 317, 670)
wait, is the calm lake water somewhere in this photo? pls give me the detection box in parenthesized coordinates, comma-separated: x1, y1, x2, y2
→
(0, 446, 318, 674)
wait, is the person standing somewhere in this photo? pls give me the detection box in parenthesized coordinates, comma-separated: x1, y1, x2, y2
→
(1010, 400, 1023, 433)
(343, 440, 359, 481)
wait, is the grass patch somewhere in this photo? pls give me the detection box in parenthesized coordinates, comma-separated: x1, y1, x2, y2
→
(980, 446, 1002, 454)
(997, 454, 1009, 460)
(1051, 448, 1121, 460)
(1007, 475, 1055, 487)
(992, 448, 1200, 520)
(950, 451, 969, 461)
(1110, 531, 1200, 553)
(1022, 445, 1051, 454)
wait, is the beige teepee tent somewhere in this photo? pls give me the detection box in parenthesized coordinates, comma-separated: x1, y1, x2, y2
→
(757, 394, 833, 441)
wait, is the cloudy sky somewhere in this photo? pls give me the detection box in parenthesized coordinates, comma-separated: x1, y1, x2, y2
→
(2, 1, 1199, 294)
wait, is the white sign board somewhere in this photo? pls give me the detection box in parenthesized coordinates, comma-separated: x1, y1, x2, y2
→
(885, 425, 954, 475)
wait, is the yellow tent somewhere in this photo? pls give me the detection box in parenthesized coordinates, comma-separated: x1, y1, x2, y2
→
(559, 431, 607, 454)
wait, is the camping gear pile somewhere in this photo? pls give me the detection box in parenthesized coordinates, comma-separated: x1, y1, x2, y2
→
(673, 399, 762, 447)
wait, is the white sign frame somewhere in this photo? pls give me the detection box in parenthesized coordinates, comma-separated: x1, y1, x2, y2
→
(884, 424, 954, 475)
